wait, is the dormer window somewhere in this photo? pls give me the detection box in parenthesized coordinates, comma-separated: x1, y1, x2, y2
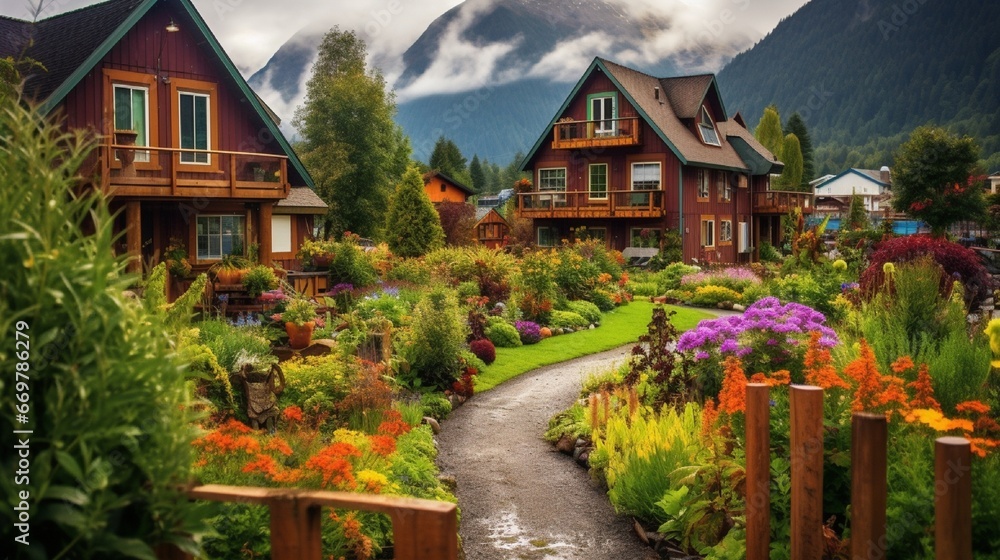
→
(698, 106, 721, 146)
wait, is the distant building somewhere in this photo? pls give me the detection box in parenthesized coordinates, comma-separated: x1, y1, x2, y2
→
(477, 188, 515, 210)
(989, 170, 1000, 195)
(475, 208, 509, 249)
(813, 167, 892, 219)
(423, 170, 475, 203)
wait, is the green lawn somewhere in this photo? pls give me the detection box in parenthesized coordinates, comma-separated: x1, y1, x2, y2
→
(474, 302, 713, 392)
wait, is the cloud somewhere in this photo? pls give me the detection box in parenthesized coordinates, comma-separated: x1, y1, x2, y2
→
(526, 32, 617, 82)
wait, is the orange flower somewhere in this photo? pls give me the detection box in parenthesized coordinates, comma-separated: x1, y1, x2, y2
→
(890, 355, 915, 374)
(769, 370, 791, 386)
(844, 340, 884, 413)
(968, 437, 1000, 458)
(875, 375, 909, 416)
(271, 468, 303, 484)
(282, 405, 304, 423)
(717, 356, 748, 414)
(377, 419, 412, 438)
(303, 441, 361, 489)
(907, 364, 940, 412)
(368, 434, 396, 457)
(242, 453, 278, 477)
(701, 398, 719, 441)
(265, 436, 294, 456)
(956, 400, 991, 416)
(904, 408, 974, 432)
(803, 331, 849, 390)
(749, 373, 767, 384)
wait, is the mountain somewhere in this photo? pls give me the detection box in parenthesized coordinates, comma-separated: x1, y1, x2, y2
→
(717, 0, 1000, 175)
(249, 0, 753, 165)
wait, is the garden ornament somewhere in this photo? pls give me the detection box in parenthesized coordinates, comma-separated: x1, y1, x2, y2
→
(237, 363, 286, 433)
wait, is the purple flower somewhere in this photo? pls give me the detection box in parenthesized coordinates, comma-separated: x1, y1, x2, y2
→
(719, 339, 739, 353)
(330, 283, 354, 295)
(695, 351, 710, 360)
(514, 320, 542, 345)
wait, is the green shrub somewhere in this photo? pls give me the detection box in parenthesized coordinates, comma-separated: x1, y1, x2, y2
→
(198, 319, 275, 373)
(386, 258, 432, 285)
(280, 354, 354, 416)
(457, 280, 480, 300)
(355, 289, 411, 327)
(689, 285, 742, 307)
(419, 392, 453, 420)
(242, 264, 278, 297)
(329, 239, 378, 288)
(657, 262, 700, 293)
(0, 102, 209, 555)
(399, 286, 468, 389)
(770, 271, 840, 318)
(566, 300, 602, 324)
(549, 310, 589, 329)
(485, 321, 522, 348)
(514, 250, 557, 322)
(589, 289, 616, 312)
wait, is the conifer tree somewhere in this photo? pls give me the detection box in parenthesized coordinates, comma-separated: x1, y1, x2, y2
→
(784, 113, 815, 186)
(386, 165, 445, 257)
(776, 133, 803, 190)
(753, 105, 784, 157)
(845, 189, 870, 230)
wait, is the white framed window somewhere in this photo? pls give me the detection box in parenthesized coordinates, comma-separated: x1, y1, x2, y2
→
(630, 227, 661, 248)
(537, 226, 557, 247)
(701, 217, 715, 248)
(538, 168, 567, 191)
(113, 84, 150, 162)
(720, 220, 733, 244)
(589, 163, 608, 200)
(631, 162, 660, 190)
(698, 106, 721, 146)
(588, 93, 617, 134)
(272, 215, 292, 253)
(698, 169, 710, 200)
(196, 215, 245, 260)
(179, 91, 211, 164)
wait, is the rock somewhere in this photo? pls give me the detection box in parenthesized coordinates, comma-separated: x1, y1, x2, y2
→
(437, 474, 457, 492)
(298, 339, 337, 358)
(423, 416, 441, 434)
(589, 324, 596, 329)
(732, 303, 746, 312)
(576, 451, 589, 466)
(633, 519, 649, 545)
(555, 433, 575, 454)
(651, 295, 667, 304)
(572, 445, 584, 461)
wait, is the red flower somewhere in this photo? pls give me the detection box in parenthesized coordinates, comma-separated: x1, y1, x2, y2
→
(368, 434, 396, 457)
(282, 405, 304, 423)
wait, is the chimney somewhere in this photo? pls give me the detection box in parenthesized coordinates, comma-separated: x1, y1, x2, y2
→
(879, 165, 890, 184)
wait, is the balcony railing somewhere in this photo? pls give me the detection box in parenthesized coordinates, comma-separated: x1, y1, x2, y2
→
(516, 188, 665, 219)
(100, 143, 289, 199)
(551, 117, 641, 150)
(752, 190, 814, 214)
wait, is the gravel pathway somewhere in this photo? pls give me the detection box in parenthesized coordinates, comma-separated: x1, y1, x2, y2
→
(436, 346, 660, 560)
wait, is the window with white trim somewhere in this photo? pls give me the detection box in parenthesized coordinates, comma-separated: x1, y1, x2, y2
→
(720, 220, 733, 244)
(701, 218, 715, 248)
(589, 163, 608, 199)
(113, 84, 150, 162)
(538, 168, 566, 191)
(196, 215, 245, 260)
(631, 162, 660, 190)
(589, 93, 616, 134)
(698, 106, 721, 146)
(179, 91, 211, 164)
(697, 169, 710, 200)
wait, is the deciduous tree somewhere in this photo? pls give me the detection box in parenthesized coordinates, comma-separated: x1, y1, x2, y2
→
(436, 201, 477, 246)
(753, 105, 784, 157)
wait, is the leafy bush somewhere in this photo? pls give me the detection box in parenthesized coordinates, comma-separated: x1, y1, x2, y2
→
(515, 320, 543, 344)
(399, 286, 468, 389)
(657, 262, 700, 292)
(485, 321, 522, 348)
(549, 310, 589, 329)
(859, 235, 994, 310)
(589, 289, 616, 312)
(385, 257, 432, 285)
(242, 264, 279, 297)
(456, 280, 480, 300)
(469, 338, 497, 365)
(689, 285, 742, 307)
(330, 238, 378, 288)
(281, 354, 355, 417)
(198, 319, 275, 373)
(424, 245, 516, 303)
(0, 103, 208, 555)
(769, 271, 842, 319)
(514, 251, 557, 322)
(566, 300, 602, 324)
(680, 267, 761, 293)
(355, 287, 411, 327)
(419, 392, 453, 420)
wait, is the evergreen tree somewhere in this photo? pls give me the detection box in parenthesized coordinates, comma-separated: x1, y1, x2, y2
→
(487, 162, 503, 193)
(294, 27, 410, 239)
(776, 133, 804, 191)
(753, 105, 784, 157)
(386, 165, 445, 257)
(429, 136, 467, 179)
(501, 151, 529, 190)
(469, 154, 485, 193)
(784, 113, 815, 186)
(845, 189, 870, 230)
(891, 126, 984, 236)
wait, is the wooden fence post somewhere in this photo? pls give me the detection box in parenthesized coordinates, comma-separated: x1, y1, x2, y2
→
(268, 494, 322, 560)
(935, 436, 972, 560)
(745, 383, 771, 560)
(791, 385, 824, 560)
(851, 412, 888, 560)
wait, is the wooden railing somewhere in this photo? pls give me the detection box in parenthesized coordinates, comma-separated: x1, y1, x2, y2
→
(745, 384, 973, 560)
(100, 143, 289, 199)
(551, 117, 641, 150)
(516, 189, 665, 219)
(752, 190, 814, 214)
(156, 484, 458, 560)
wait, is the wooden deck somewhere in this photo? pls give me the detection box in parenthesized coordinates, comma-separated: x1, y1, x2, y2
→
(516, 189, 665, 219)
(551, 117, 640, 150)
(752, 190, 814, 215)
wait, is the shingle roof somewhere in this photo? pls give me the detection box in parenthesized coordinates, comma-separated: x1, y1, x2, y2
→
(275, 187, 328, 214)
(0, 16, 32, 59)
(598, 58, 762, 171)
(6, 0, 145, 103)
(853, 169, 890, 186)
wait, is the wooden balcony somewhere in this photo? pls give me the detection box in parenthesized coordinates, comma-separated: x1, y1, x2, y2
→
(752, 190, 814, 215)
(100, 143, 290, 199)
(516, 189, 665, 219)
(551, 117, 641, 150)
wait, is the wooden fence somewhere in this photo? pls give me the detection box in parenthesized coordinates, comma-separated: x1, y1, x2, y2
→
(155, 484, 458, 560)
(745, 383, 973, 560)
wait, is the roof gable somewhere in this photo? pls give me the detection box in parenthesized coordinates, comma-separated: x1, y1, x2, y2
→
(424, 170, 475, 196)
(7, 0, 313, 188)
(814, 168, 890, 192)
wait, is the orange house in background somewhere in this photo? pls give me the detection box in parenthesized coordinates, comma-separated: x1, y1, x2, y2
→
(424, 170, 475, 203)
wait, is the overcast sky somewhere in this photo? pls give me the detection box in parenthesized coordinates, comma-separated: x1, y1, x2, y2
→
(1, 0, 809, 80)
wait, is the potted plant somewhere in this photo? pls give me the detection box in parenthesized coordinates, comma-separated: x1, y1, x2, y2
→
(242, 264, 279, 298)
(212, 253, 250, 285)
(163, 238, 192, 278)
(295, 239, 335, 271)
(282, 297, 318, 349)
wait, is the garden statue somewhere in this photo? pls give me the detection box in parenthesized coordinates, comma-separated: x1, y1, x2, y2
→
(236, 363, 286, 433)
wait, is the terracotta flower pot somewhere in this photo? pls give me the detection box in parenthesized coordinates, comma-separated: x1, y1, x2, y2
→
(312, 253, 333, 269)
(285, 321, 316, 349)
(216, 268, 242, 285)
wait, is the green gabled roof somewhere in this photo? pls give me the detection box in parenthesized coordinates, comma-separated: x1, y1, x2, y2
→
(24, 0, 313, 189)
(519, 57, 688, 172)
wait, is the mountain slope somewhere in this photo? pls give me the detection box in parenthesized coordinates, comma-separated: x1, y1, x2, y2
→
(717, 0, 1000, 174)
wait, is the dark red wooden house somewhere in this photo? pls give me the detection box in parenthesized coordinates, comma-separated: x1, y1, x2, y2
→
(518, 57, 812, 264)
(2, 0, 325, 273)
